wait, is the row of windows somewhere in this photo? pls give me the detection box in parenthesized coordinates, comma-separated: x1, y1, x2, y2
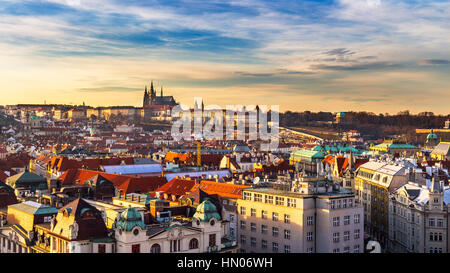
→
(330, 198, 354, 209)
(240, 236, 293, 253)
(241, 222, 293, 239)
(428, 218, 445, 227)
(332, 230, 360, 242)
(333, 245, 360, 253)
(242, 192, 297, 208)
(240, 207, 291, 223)
(1, 237, 25, 253)
(332, 215, 360, 226)
(429, 232, 443, 242)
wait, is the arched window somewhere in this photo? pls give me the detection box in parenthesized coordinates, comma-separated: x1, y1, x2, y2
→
(189, 238, 199, 249)
(150, 244, 161, 253)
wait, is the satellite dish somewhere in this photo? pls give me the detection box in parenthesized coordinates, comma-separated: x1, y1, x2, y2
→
(253, 177, 260, 184)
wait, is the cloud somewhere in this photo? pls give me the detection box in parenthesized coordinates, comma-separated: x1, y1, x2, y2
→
(77, 86, 141, 93)
(0, 0, 448, 113)
(323, 48, 355, 57)
(419, 59, 450, 65)
(311, 62, 400, 71)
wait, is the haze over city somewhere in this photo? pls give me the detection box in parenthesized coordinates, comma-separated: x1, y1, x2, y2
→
(0, 0, 449, 114)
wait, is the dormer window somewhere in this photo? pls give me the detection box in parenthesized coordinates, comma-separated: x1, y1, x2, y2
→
(82, 210, 95, 219)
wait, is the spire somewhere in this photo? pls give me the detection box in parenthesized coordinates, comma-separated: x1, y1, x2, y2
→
(150, 81, 155, 96)
(161, 86, 163, 97)
(430, 172, 442, 193)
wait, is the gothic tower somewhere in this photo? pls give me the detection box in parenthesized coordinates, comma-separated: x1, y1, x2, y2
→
(143, 85, 150, 107)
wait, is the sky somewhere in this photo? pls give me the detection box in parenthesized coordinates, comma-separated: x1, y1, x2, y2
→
(0, 0, 449, 114)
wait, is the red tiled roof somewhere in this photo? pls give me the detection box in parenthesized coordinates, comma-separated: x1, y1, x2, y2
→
(196, 180, 249, 199)
(150, 178, 197, 201)
(58, 169, 166, 194)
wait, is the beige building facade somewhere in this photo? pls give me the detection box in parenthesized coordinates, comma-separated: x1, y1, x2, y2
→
(237, 177, 364, 253)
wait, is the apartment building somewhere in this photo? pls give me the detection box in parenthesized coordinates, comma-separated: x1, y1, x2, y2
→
(237, 175, 363, 253)
(388, 174, 449, 253)
(354, 161, 409, 248)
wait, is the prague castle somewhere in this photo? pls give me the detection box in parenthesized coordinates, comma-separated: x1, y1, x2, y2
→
(143, 81, 178, 121)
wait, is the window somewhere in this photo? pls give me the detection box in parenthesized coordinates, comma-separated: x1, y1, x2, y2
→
(230, 227, 235, 237)
(354, 245, 360, 253)
(240, 207, 246, 215)
(209, 234, 216, 247)
(333, 248, 340, 253)
(98, 244, 106, 253)
(337, 200, 341, 208)
(229, 214, 235, 222)
(307, 247, 314, 253)
(354, 214, 360, 224)
(240, 221, 246, 230)
(349, 199, 353, 208)
(437, 219, 444, 227)
(272, 227, 279, 237)
(287, 198, 296, 207)
(333, 217, 340, 227)
(333, 232, 340, 243)
(170, 240, 181, 252)
(284, 214, 290, 224)
(284, 230, 291, 240)
(262, 240, 267, 249)
(306, 232, 313, 241)
(344, 231, 350, 241)
(307, 216, 314, 226)
(132, 244, 140, 253)
(344, 215, 350, 225)
(251, 223, 257, 232)
(343, 199, 347, 208)
(331, 200, 335, 209)
(343, 247, 350, 253)
(261, 225, 268, 234)
(275, 197, 285, 206)
(265, 195, 273, 204)
(189, 239, 199, 249)
(272, 242, 278, 252)
(250, 237, 256, 247)
(251, 208, 256, 217)
(262, 210, 267, 219)
(272, 212, 279, 221)
(240, 235, 246, 245)
(429, 218, 435, 227)
(254, 194, 262, 202)
(244, 192, 252, 200)
(354, 229, 360, 239)
(284, 245, 291, 253)
(151, 244, 161, 253)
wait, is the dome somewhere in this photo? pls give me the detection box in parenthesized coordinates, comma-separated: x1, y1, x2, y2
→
(116, 208, 146, 232)
(193, 199, 221, 223)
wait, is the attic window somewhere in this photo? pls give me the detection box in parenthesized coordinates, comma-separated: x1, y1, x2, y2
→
(82, 210, 95, 219)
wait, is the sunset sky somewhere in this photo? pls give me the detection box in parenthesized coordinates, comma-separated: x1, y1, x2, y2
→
(0, 0, 449, 114)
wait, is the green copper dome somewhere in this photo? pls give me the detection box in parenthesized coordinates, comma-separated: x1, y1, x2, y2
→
(116, 208, 146, 232)
(193, 199, 221, 223)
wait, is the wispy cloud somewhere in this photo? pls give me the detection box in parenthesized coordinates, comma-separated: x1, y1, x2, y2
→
(0, 0, 448, 113)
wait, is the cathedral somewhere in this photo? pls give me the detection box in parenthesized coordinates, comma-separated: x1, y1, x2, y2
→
(142, 81, 178, 121)
(143, 81, 177, 108)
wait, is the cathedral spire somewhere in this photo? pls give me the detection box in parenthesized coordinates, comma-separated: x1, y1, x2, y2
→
(150, 81, 155, 96)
